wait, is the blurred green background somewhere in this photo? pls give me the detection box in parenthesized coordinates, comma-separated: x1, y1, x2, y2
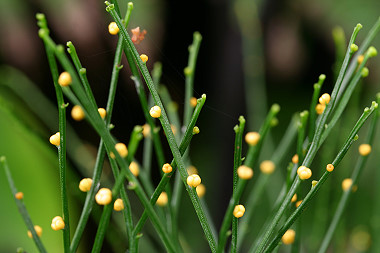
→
(0, 0, 380, 252)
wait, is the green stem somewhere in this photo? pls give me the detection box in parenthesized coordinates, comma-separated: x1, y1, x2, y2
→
(263, 102, 378, 252)
(318, 96, 380, 253)
(45, 41, 70, 253)
(308, 75, 325, 141)
(231, 117, 245, 253)
(297, 111, 309, 163)
(39, 16, 176, 253)
(183, 31, 202, 129)
(106, 4, 217, 251)
(132, 96, 207, 248)
(1, 157, 48, 253)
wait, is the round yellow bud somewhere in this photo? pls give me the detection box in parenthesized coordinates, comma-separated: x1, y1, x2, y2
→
(140, 54, 148, 63)
(162, 163, 173, 173)
(295, 200, 302, 208)
(187, 174, 201, 187)
(297, 166, 312, 180)
(342, 178, 353, 191)
(196, 184, 206, 198)
(71, 105, 85, 121)
(245, 132, 260, 146)
(129, 161, 140, 177)
(156, 192, 168, 206)
(113, 198, 124, 211)
(187, 165, 198, 175)
(79, 178, 92, 192)
(193, 126, 200, 134)
(319, 93, 331, 105)
(291, 194, 297, 203)
(150, 105, 161, 118)
(233, 204, 245, 218)
(190, 97, 197, 107)
(95, 188, 112, 205)
(115, 143, 128, 158)
(326, 164, 334, 172)
(282, 229, 296, 245)
(51, 216, 65, 231)
(359, 144, 371, 156)
(28, 225, 43, 238)
(49, 132, 60, 146)
(58, 72, 72, 86)
(315, 103, 326, 115)
(292, 154, 299, 164)
(98, 108, 107, 119)
(357, 55, 364, 65)
(260, 160, 275, 174)
(237, 165, 254, 180)
(108, 22, 119, 35)
(142, 124, 151, 138)
(15, 192, 24, 200)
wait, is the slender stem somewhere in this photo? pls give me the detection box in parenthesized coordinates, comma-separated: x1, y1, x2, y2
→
(297, 111, 309, 163)
(132, 96, 207, 245)
(1, 157, 48, 253)
(183, 32, 202, 129)
(70, 5, 133, 249)
(318, 96, 380, 253)
(308, 75, 325, 141)
(45, 42, 70, 253)
(231, 117, 245, 253)
(106, 4, 217, 251)
(263, 102, 378, 252)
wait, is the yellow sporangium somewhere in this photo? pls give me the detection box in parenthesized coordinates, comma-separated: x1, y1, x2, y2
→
(142, 124, 151, 138)
(156, 192, 168, 206)
(291, 194, 297, 203)
(193, 126, 200, 135)
(187, 174, 201, 187)
(296, 200, 302, 208)
(15, 192, 24, 200)
(28, 225, 42, 238)
(342, 178, 353, 191)
(115, 143, 128, 158)
(282, 229, 296, 244)
(113, 198, 124, 211)
(326, 164, 334, 172)
(319, 93, 331, 105)
(98, 108, 107, 119)
(58, 72, 72, 86)
(51, 216, 65, 231)
(245, 132, 260, 146)
(297, 166, 312, 180)
(315, 103, 326, 115)
(79, 178, 93, 192)
(95, 188, 112, 205)
(233, 204, 245, 218)
(49, 132, 60, 146)
(129, 161, 140, 176)
(140, 54, 148, 63)
(260, 160, 275, 174)
(190, 97, 197, 107)
(196, 184, 206, 198)
(292, 154, 299, 164)
(359, 144, 371, 156)
(162, 163, 172, 173)
(237, 165, 253, 180)
(71, 105, 85, 121)
(149, 105, 161, 118)
(108, 22, 119, 35)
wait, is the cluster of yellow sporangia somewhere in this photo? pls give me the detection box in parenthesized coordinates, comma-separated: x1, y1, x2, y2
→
(315, 93, 331, 115)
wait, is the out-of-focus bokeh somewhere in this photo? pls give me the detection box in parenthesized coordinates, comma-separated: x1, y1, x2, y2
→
(1, 0, 380, 252)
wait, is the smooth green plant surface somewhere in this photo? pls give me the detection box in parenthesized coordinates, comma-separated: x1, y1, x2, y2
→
(2, 1, 380, 253)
